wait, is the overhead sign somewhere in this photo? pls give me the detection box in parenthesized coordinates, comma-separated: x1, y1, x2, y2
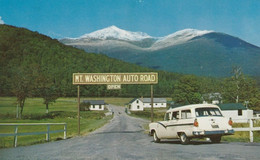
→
(73, 73, 158, 85)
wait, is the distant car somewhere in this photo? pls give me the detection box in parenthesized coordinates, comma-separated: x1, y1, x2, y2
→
(149, 104, 234, 144)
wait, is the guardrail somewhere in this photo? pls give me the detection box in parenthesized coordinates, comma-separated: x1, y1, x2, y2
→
(233, 118, 260, 142)
(0, 123, 67, 147)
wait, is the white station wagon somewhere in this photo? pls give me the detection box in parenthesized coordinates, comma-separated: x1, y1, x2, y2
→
(149, 104, 234, 144)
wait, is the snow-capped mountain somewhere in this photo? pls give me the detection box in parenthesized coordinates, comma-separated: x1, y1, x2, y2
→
(64, 26, 212, 48)
(77, 25, 153, 41)
(62, 26, 214, 52)
(60, 26, 260, 77)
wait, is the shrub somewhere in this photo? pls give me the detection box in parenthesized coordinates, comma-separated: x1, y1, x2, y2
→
(80, 102, 91, 111)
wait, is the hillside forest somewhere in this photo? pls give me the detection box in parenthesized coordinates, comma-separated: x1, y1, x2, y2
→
(0, 25, 260, 117)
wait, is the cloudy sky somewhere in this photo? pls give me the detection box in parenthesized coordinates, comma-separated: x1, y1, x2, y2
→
(0, 0, 260, 46)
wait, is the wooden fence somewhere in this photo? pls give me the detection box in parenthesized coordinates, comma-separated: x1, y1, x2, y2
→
(233, 118, 260, 142)
(0, 123, 67, 147)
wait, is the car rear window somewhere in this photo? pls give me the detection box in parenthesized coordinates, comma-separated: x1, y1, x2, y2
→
(195, 107, 222, 117)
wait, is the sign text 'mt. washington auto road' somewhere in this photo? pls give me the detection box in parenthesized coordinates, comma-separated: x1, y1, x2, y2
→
(73, 73, 158, 85)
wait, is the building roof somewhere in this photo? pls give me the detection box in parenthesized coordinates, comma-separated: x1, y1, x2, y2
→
(142, 98, 167, 103)
(217, 103, 247, 110)
(150, 98, 167, 103)
(83, 100, 106, 105)
(129, 98, 138, 104)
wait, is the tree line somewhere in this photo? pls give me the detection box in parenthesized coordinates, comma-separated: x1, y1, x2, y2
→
(172, 66, 260, 110)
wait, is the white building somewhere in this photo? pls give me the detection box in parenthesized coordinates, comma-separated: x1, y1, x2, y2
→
(83, 100, 106, 111)
(128, 98, 167, 111)
(217, 103, 253, 123)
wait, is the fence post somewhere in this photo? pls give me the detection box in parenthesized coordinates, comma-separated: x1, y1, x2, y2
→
(249, 119, 253, 142)
(13, 126, 18, 147)
(46, 125, 50, 141)
(64, 124, 67, 139)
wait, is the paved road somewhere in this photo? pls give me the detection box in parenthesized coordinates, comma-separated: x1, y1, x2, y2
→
(0, 105, 260, 160)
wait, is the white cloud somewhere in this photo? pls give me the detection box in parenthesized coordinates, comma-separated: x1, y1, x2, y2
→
(0, 16, 4, 24)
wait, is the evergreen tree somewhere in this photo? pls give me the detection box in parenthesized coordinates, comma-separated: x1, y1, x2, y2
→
(172, 75, 202, 104)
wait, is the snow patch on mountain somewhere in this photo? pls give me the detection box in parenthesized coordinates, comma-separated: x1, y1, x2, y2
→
(78, 25, 153, 41)
(151, 29, 213, 50)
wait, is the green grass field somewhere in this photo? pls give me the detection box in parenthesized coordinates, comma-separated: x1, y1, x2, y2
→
(0, 97, 133, 148)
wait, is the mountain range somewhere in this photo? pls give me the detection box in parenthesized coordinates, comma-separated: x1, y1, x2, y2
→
(60, 26, 260, 77)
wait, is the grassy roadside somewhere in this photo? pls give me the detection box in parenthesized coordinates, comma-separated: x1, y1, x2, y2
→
(0, 97, 116, 148)
(130, 108, 166, 122)
(222, 121, 260, 142)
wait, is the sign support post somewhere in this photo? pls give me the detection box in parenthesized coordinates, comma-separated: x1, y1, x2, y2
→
(77, 85, 80, 136)
(151, 85, 154, 122)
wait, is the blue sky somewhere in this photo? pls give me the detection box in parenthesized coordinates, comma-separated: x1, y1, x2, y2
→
(0, 0, 260, 46)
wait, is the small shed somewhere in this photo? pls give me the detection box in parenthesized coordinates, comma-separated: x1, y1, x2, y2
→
(83, 100, 106, 111)
(217, 103, 253, 123)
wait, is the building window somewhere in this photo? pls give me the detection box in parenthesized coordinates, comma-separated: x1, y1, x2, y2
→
(136, 100, 139, 104)
(99, 105, 102, 109)
(137, 105, 140, 109)
(93, 105, 95, 109)
(238, 109, 242, 116)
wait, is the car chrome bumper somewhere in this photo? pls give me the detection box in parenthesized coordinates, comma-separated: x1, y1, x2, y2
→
(193, 129, 234, 136)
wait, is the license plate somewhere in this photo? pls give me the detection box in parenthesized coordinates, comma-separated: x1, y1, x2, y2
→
(211, 124, 219, 128)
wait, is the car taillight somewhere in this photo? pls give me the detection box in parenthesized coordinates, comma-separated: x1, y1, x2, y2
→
(194, 119, 199, 127)
(228, 117, 233, 126)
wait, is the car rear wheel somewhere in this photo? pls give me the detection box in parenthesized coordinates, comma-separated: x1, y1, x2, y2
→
(179, 132, 190, 145)
(210, 136, 221, 143)
(153, 131, 160, 143)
